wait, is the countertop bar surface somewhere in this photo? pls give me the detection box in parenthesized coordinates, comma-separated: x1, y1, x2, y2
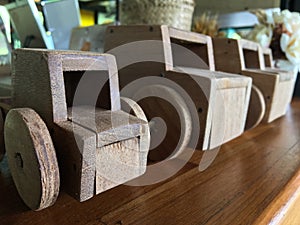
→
(0, 99, 300, 225)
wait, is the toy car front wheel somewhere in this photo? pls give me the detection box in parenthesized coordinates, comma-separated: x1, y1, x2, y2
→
(121, 96, 150, 153)
(4, 108, 60, 210)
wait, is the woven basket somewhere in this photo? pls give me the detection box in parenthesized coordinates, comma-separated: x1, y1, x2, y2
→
(120, 0, 195, 31)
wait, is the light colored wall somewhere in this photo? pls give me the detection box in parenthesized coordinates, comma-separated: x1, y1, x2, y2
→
(194, 0, 280, 16)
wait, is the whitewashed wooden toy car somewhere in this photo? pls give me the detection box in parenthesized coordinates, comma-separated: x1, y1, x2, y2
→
(104, 25, 252, 160)
(0, 49, 150, 210)
(212, 38, 296, 128)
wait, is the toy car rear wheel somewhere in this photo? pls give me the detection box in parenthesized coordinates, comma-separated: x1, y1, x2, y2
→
(122, 84, 192, 161)
(245, 85, 266, 130)
(4, 108, 60, 210)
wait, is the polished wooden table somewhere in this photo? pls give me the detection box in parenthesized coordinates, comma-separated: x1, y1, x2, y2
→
(1, 99, 300, 225)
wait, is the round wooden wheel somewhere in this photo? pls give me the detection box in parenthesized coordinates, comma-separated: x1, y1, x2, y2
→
(121, 97, 150, 153)
(245, 85, 266, 130)
(121, 97, 148, 122)
(0, 109, 5, 162)
(4, 108, 60, 210)
(123, 84, 192, 161)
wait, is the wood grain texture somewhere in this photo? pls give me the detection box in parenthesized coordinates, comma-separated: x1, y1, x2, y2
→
(212, 87, 247, 145)
(54, 107, 148, 202)
(242, 69, 278, 123)
(213, 38, 265, 72)
(253, 166, 300, 225)
(268, 79, 295, 122)
(168, 27, 215, 70)
(170, 67, 252, 150)
(105, 26, 251, 154)
(96, 137, 147, 194)
(12, 49, 120, 126)
(130, 83, 193, 160)
(43, 110, 148, 203)
(69, 106, 146, 148)
(53, 121, 96, 202)
(0, 99, 299, 224)
(105, 25, 214, 71)
(165, 69, 214, 151)
(4, 108, 59, 210)
(212, 38, 245, 74)
(9, 48, 133, 202)
(212, 38, 295, 124)
(104, 25, 165, 55)
(9, 49, 150, 204)
(242, 69, 294, 123)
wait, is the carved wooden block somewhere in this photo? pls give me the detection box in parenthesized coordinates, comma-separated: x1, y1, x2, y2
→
(7, 49, 149, 205)
(104, 25, 251, 157)
(212, 38, 296, 123)
(261, 47, 297, 122)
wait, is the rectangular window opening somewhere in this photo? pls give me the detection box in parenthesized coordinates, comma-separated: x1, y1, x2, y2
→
(63, 70, 111, 110)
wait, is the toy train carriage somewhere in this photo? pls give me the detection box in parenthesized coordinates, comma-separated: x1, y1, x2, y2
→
(212, 38, 296, 124)
(104, 25, 252, 160)
(2, 49, 149, 210)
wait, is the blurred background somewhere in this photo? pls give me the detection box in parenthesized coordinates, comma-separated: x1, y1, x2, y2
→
(0, 0, 299, 96)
